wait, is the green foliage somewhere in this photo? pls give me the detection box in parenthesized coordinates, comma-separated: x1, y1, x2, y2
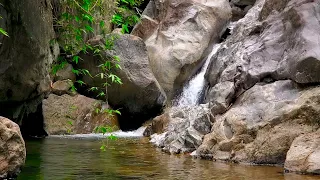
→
(94, 125, 118, 151)
(51, 0, 143, 97)
(112, 0, 144, 33)
(51, 0, 143, 147)
(52, 0, 132, 102)
(94, 106, 121, 115)
(66, 120, 73, 134)
(0, 28, 8, 37)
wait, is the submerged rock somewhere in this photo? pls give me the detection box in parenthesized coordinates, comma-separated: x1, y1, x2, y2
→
(0, 117, 26, 179)
(79, 34, 166, 130)
(132, 0, 232, 99)
(197, 80, 320, 164)
(43, 94, 119, 135)
(285, 130, 320, 175)
(148, 105, 211, 154)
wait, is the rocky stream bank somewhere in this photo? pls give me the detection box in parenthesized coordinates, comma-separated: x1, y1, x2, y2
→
(1, 0, 320, 178)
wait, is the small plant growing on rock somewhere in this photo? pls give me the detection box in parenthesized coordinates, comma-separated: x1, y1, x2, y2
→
(0, 26, 8, 37)
(66, 120, 74, 134)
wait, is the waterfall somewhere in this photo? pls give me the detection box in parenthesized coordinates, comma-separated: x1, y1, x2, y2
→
(174, 44, 221, 107)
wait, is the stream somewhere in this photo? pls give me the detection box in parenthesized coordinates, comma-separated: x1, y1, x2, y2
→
(18, 135, 318, 180)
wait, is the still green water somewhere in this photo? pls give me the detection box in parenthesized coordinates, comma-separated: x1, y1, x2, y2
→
(18, 137, 319, 180)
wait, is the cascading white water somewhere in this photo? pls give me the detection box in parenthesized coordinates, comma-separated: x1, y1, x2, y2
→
(174, 44, 221, 107)
(50, 126, 147, 139)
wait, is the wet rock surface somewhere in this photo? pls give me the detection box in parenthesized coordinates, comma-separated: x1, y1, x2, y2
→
(148, 105, 211, 153)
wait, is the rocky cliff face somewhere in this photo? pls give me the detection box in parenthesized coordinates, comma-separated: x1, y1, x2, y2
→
(0, 0, 58, 128)
(146, 0, 320, 175)
(205, 0, 320, 112)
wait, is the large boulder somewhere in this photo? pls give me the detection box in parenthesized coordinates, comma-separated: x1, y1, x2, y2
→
(0, 117, 26, 179)
(285, 130, 320, 175)
(132, 0, 232, 99)
(43, 94, 119, 135)
(0, 0, 58, 121)
(78, 34, 166, 130)
(205, 0, 320, 113)
(148, 104, 212, 154)
(197, 80, 320, 164)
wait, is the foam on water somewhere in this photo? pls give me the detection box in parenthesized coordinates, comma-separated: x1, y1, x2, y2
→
(49, 126, 147, 139)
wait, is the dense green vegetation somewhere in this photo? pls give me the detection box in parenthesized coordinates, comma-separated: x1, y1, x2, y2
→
(53, 0, 143, 103)
(53, 0, 144, 147)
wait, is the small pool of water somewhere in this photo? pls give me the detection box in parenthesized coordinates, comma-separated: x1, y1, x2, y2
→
(18, 137, 319, 180)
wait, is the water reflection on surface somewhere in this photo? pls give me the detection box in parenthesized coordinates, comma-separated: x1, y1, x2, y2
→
(18, 137, 319, 180)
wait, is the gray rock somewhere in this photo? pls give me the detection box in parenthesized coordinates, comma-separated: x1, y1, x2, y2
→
(285, 130, 320, 175)
(0, 0, 58, 120)
(205, 0, 320, 110)
(150, 104, 211, 154)
(132, 0, 232, 99)
(0, 117, 26, 179)
(78, 34, 166, 128)
(205, 81, 235, 115)
(198, 80, 320, 164)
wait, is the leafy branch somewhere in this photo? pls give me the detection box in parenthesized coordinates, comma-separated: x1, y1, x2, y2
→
(51, 0, 143, 149)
